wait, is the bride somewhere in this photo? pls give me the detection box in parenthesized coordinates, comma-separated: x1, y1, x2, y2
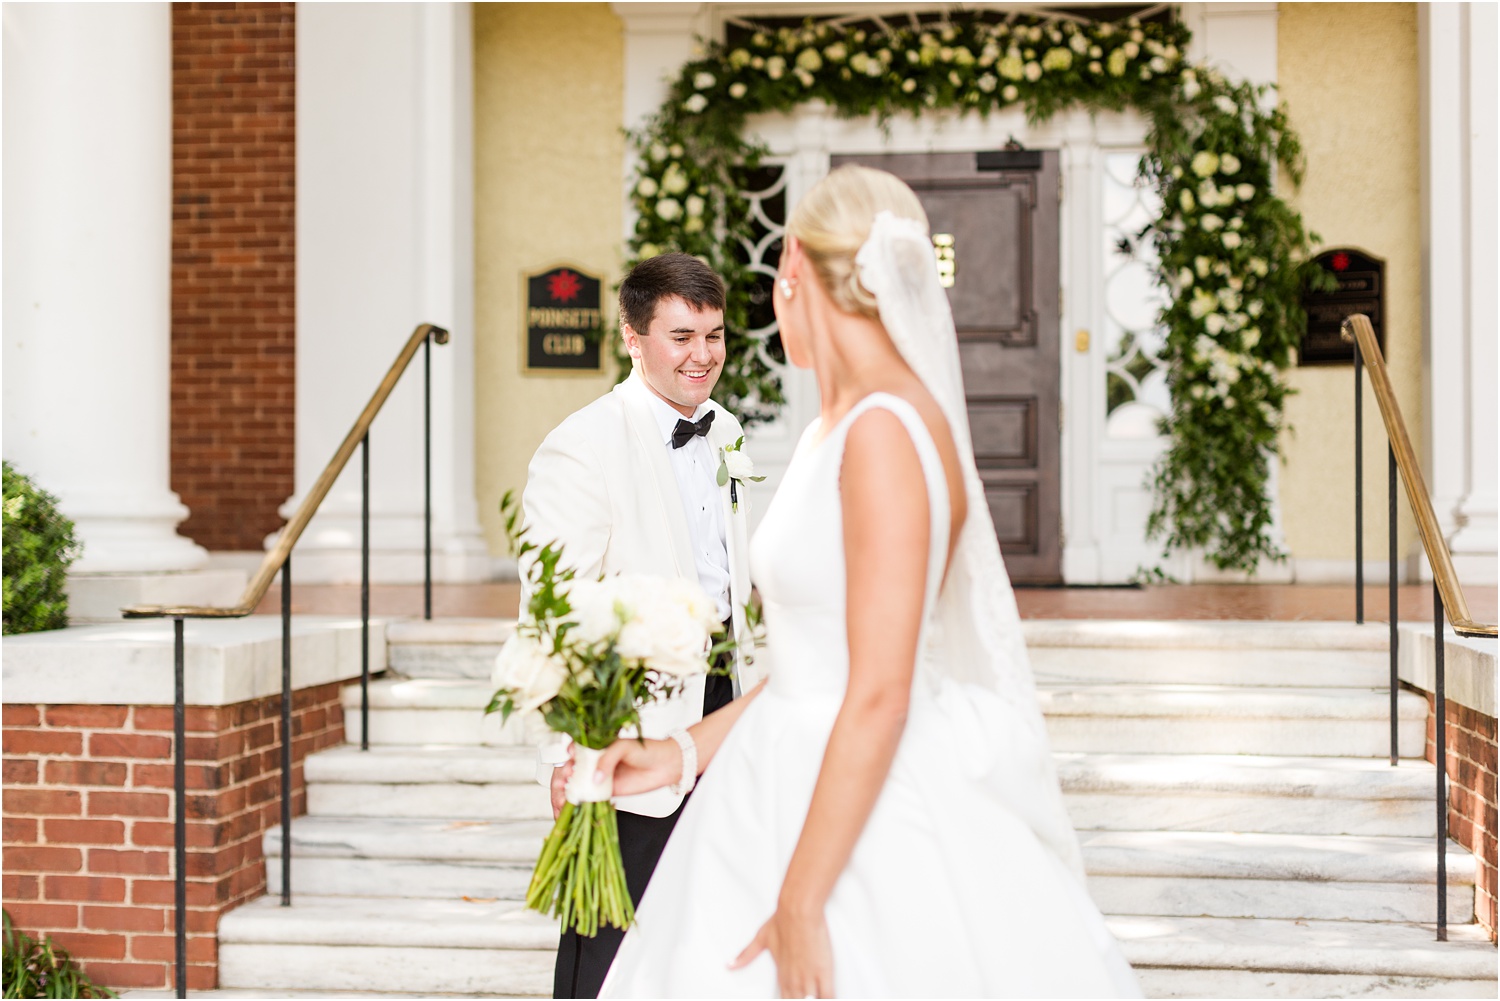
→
(587, 165, 1140, 999)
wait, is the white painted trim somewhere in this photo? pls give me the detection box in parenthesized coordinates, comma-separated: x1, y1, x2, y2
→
(1419, 3, 1499, 582)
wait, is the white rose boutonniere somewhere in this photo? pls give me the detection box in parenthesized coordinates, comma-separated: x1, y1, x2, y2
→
(716, 435, 765, 512)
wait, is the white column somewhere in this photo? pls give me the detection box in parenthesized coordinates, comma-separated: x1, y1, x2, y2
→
(2, 2, 207, 575)
(289, 2, 489, 583)
(1420, 4, 1497, 585)
(1451, 1, 1498, 575)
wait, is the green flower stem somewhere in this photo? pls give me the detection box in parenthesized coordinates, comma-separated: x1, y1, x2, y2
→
(526, 801, 635, 937)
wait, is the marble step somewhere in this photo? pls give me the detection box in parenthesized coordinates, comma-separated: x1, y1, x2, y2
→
(306, 745, 551, 821)
(1041, 685, 1428, 757)
(386, 617, 515, 680)
(1080, 830, 1476, 924)
(1110, 913, 1497, 982)
(1137, 968, 1499, 999)
(1058, 752, 1439, 836)
(341, 678, 538, 747)
(217, 895, 555, 996)
(1027, 620, 1394, 689)
(266, 816, 551, 900)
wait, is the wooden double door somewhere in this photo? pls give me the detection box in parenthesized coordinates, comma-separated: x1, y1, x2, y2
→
(832, 151, 1062, 584)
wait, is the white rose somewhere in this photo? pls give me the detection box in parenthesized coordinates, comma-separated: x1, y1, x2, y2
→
(656, 198, 682, 221)
(1204, 312, 1226, 335)
(1221, 153, 1242, 175)
(685, 195, 705, 218)
(693, 72, 716, 90)
(1236, 183, 1256, 201)
(724, 449, 755, 480)
(1070, 33, 1089, 54)
(614, 581, 713, 678)
(1221, 231, 1242, 250)
(1150, 56, 1167, 73)
(1179, 189, 1195, 213)
(1243, 327, 1261, 349)
(824, 43, 847, 62)
(1178, 267, 1194, 288)
(649, 143, 668, 162)
(1200, 213, 1224, 232)
(636, 176, 658, 198)
(728, 82, 747, 99)
(766, 56, 785, 80)
(1024, 61, 1042, 82)
(1002, 84, 1019, 101)
(563, 579, 623, 646)
(1123, 41, 1140, 59)
(683, 217, 704, 234)
(492, 633, 570, 713)
(1195, 256, 1212, 278)
(682, 93, 708, 114)
(1213, 95, 1238, 116)
(661, 164, 689, 195)
(637, 243, 661, 260)
(850, 52, 871, 74)
(1089, 60, 1103, 74)
(796, 48, 823, 73)
(902, 78, 918, 94)
(978, 73, 997, 92)
(1191, 150, 1220, 177)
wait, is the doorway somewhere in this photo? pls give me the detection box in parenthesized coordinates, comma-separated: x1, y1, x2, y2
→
(833, 151, 1063, 584)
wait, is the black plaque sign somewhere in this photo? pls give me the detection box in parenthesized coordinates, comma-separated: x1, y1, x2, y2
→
(1299, 248, 1385, 365)
(525, 265, 603, 372)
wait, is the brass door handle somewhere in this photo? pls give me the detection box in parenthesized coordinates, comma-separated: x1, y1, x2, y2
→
(933, 233, 956, 288)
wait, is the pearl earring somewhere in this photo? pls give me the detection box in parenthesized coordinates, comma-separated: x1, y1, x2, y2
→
(778, 277, 796, 300)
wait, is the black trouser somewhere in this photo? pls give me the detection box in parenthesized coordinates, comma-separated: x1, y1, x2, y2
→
(552, 665, 735, 999)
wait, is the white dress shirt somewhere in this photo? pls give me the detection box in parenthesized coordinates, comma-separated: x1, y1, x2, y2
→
(644, 391, 732, 622)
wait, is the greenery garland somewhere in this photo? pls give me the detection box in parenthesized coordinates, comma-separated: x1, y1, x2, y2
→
(624, 12, 1326, 573)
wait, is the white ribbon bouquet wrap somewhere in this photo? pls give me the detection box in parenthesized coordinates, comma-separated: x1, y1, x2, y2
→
(489, 493, 724, 936)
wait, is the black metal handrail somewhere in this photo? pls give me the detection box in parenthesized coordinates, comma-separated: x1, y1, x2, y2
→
(1344, 312, 1496, 943)
(123, 322, 448, 998)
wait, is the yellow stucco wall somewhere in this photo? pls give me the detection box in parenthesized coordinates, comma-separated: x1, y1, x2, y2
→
(1277, 2, 1422, 565)
(473, 3, 624, 553)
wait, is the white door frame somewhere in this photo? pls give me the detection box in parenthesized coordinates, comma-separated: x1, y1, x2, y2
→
(615, 2, 1284, 583)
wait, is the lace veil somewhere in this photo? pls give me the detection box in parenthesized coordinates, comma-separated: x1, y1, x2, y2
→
(855, 210, 1085, 877)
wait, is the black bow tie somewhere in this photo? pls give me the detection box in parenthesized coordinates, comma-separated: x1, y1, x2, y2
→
(671, 410, 715, 449)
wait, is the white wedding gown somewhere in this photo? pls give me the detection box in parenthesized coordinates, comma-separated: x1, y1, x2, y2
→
(601, 394, 1140, 998)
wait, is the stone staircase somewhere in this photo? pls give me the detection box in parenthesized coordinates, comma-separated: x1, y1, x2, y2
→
(217, 620, 1498, 998)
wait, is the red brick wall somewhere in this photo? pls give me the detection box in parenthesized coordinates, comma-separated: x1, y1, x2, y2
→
(1423, 693, 1499, 940)
(171, 3, 296, 551)
(2, 684, 343, 991)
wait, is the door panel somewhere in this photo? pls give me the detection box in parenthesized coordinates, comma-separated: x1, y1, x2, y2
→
(831, 151, 1062, 583)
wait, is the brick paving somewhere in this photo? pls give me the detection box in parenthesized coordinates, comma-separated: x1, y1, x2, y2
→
(254, 581, 1498, 625)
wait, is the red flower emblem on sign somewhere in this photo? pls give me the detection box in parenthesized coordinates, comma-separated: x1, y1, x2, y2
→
(1330, 252, 1350, 272)
(548, 270, 583, 302)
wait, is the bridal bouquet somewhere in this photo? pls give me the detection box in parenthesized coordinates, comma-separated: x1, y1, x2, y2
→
(489, 493, 723, 935)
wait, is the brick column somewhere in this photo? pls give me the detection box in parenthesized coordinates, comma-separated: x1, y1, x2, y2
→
(170, 3, 297, 552)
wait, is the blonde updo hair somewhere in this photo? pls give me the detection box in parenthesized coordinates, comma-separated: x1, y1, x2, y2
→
(785, 164, 929, 319)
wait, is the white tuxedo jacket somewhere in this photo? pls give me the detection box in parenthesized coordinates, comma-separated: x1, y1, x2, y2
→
(520, 371, 758, 817)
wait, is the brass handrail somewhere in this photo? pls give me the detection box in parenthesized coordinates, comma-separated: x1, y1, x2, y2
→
(1341, 313, 1496, 639)
(123, 321, 449, 619)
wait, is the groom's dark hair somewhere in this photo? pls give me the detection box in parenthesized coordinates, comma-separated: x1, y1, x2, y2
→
(619, 253, 726, 336)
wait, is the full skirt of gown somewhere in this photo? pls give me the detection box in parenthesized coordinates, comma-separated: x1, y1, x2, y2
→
(601, 395, 1140, 998)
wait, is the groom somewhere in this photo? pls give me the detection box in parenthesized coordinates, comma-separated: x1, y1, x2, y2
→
(519, 252, 755, 999)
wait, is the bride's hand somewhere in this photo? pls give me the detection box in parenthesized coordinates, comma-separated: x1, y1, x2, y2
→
(729, 905, 833, 999)
(589, 736, 682, 797)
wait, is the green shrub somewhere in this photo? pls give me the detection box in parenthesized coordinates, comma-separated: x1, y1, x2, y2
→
(2, 462, 80, 636)
(2, 911, 117, 999)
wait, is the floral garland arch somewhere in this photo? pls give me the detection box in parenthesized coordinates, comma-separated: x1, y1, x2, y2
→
(624, 11, 1326, 574)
